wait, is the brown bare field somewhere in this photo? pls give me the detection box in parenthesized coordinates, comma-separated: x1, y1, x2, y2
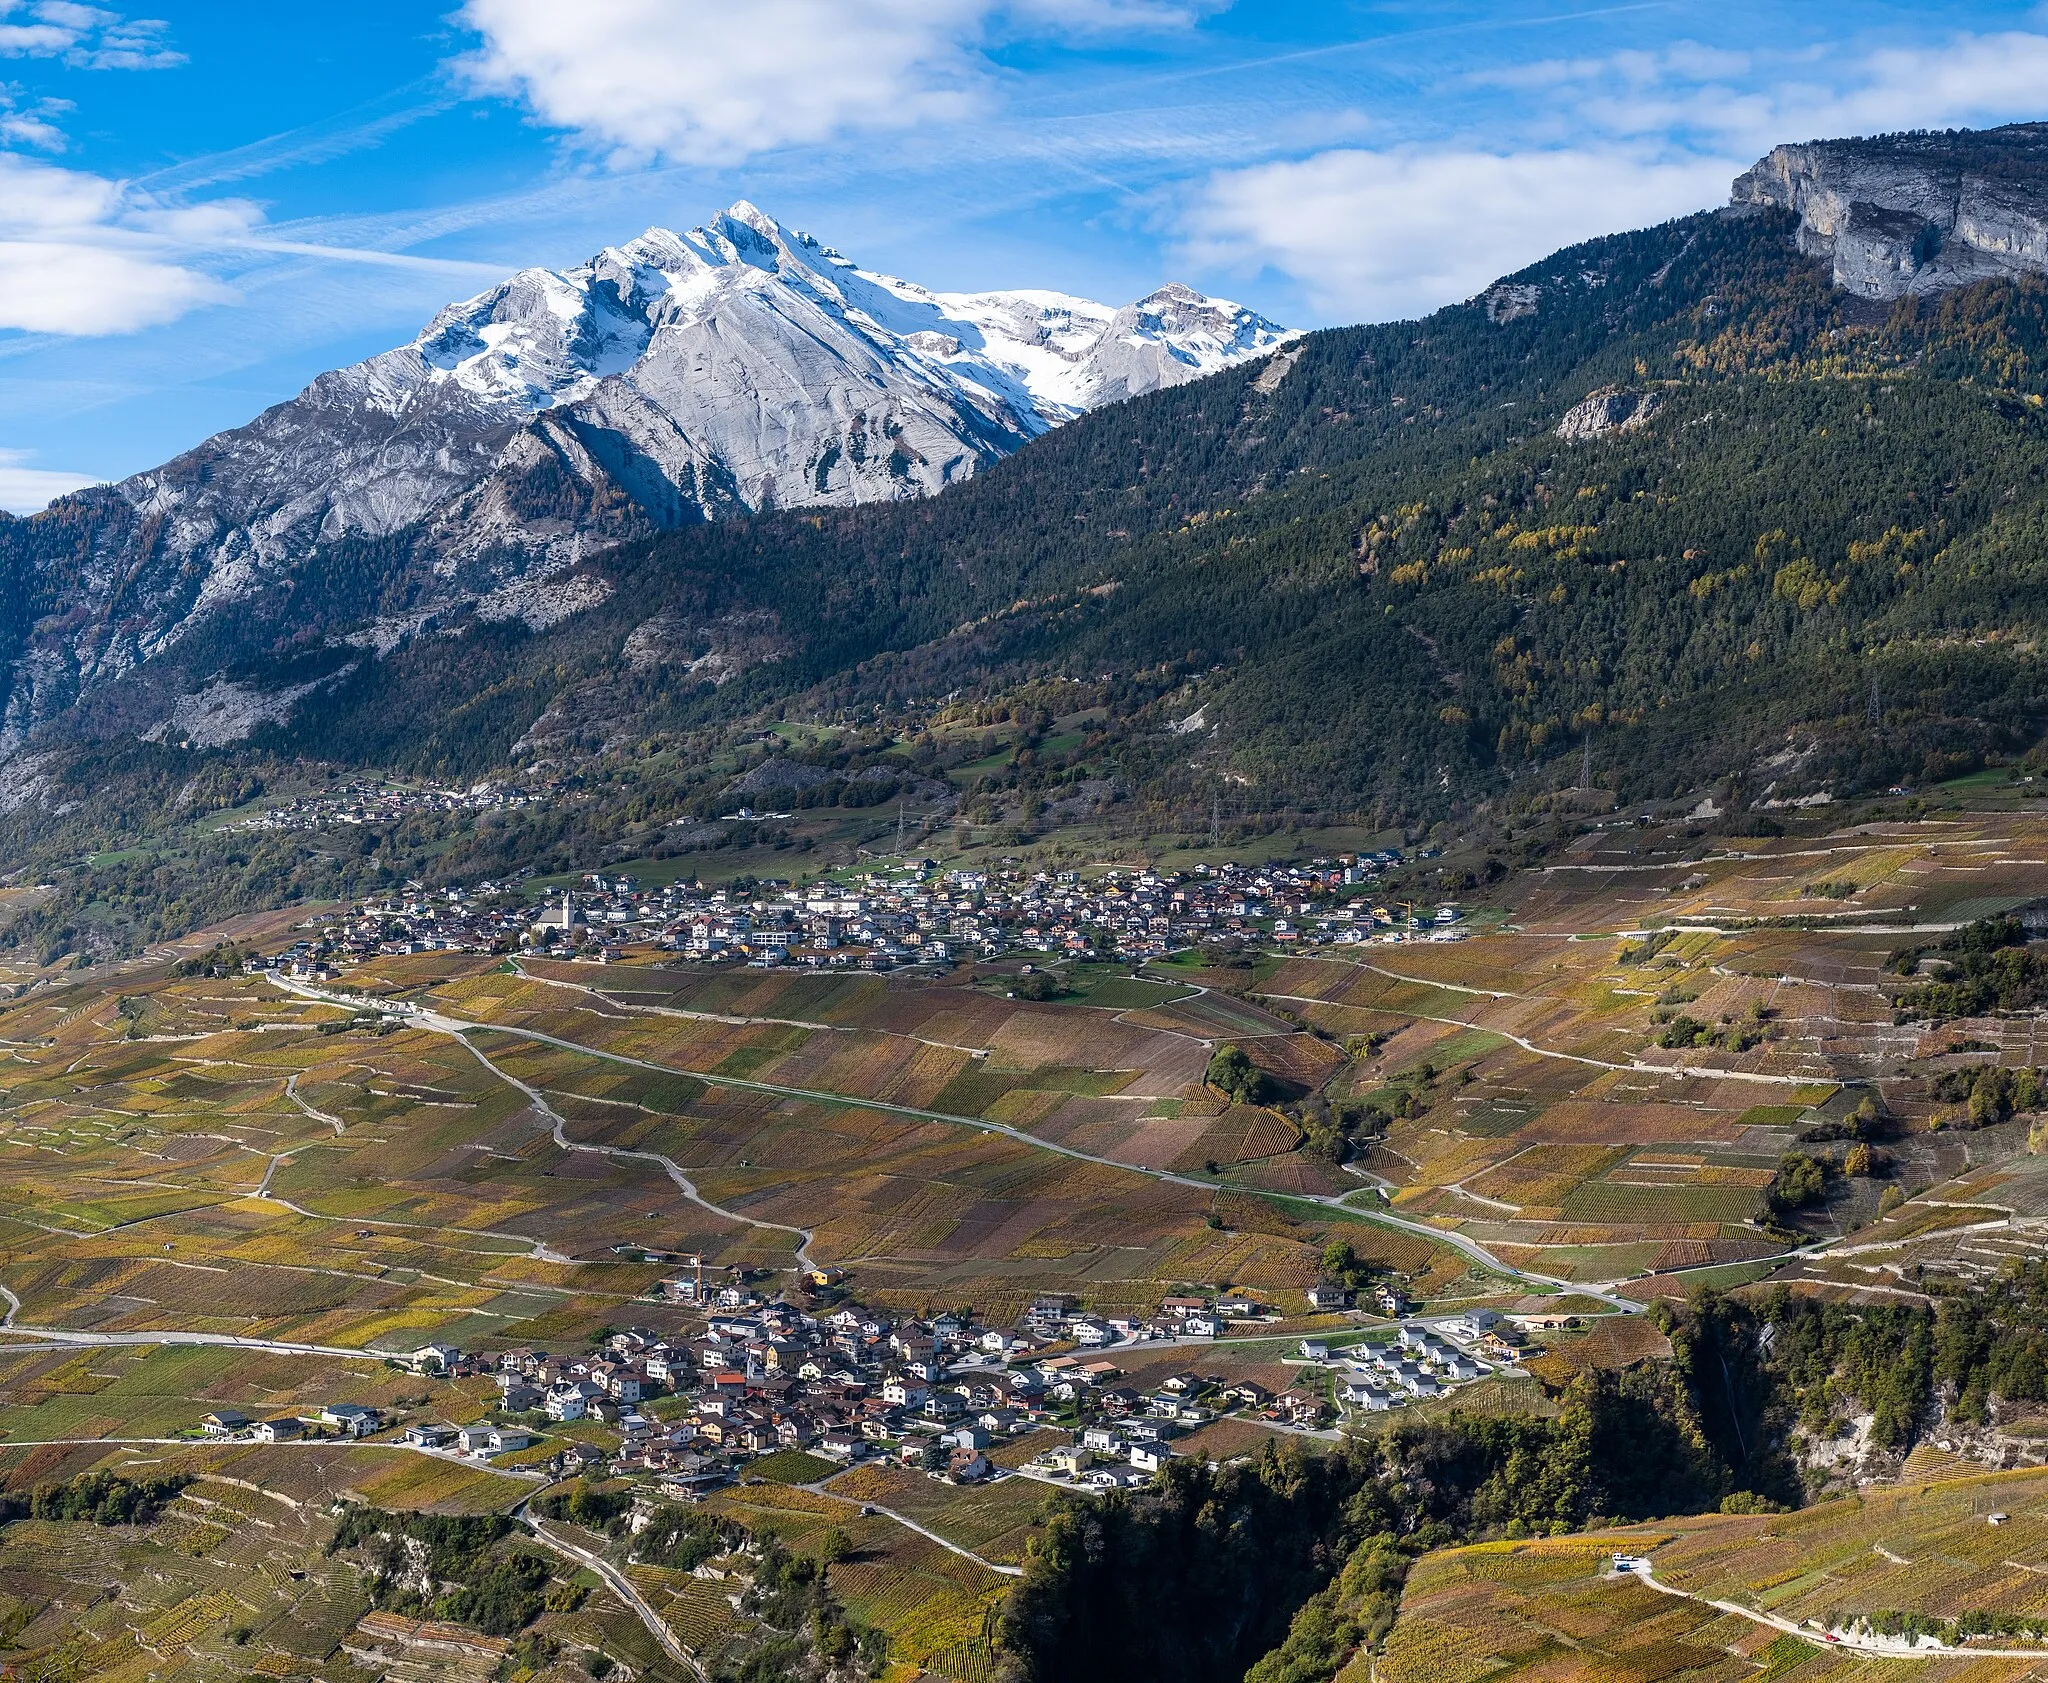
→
(4, 808, 2045, 1347)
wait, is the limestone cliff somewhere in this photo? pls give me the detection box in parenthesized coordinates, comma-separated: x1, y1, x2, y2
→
(1732, 123, 2048, 300)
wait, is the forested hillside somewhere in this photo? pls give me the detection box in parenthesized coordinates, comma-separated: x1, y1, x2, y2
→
(213, 203, 2048, 810)
(9, 197, 2048, 952)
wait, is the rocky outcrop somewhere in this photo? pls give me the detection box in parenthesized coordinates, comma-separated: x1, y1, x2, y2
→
(1557, 387, 1660, 442)
(1732, 123, 2048, 301)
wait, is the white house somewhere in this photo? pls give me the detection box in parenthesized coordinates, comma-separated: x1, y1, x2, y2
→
(1451, 1309, 1502, 1342)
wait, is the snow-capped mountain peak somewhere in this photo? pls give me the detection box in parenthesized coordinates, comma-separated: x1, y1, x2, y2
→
(0, 202, 1293, 756)
(393, 201, 1292, 445)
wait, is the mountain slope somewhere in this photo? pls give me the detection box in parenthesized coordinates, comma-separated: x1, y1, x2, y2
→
(8, 123, 2048, 960)
(259, 158, 2048, 814)
(0, 202, 1287, 757)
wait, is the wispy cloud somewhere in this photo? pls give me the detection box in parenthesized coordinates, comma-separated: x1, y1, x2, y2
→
(0, 87, 69, 149)
(0, 71, 501, 339)
(1461, 29, 2048, 155)
(214, 237, 507, 278)
(0, 444, 93, 511)
(134, 79, 456, 195)
(0, 0, 182, 69)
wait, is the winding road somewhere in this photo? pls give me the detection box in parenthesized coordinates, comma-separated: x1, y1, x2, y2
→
(520, 1506, 706, 1679)
(1621, 1558, 2048, 1661)
(793, 1475, 1024, 1577)
(269, 976, 820, 1273)
(0, 1328, 380, 1356)
(269, 975, 1642, 1311)
(1256, 979, 1832, 1089)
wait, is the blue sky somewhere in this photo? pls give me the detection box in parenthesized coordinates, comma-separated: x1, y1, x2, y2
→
(4, 0, 2048, 509)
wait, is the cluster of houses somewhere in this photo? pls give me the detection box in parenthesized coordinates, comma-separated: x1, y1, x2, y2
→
(642, 855, 1464, 967)
(1026, 1372, 1324, 1488)
(227, 778, 546, 836)
(198, 1402, 385, 1442)
(264, 850, 1470, 979)
(641, 856, 1438, 967)
(186, 1304, 1558, 1509)
(191, 1281, 1384, 1490)
(1299, 1311, 1525, 1414)
(1020, 1289, 1282, 1346)
(440, 1302, 1064, 1488)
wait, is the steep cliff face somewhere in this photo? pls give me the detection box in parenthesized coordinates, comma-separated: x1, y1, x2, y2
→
(1732, 123, 2048, 301)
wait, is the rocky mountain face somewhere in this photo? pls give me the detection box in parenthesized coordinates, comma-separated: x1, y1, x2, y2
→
(1733, 122, 2048, 300)
(0, 202, 1288, 758)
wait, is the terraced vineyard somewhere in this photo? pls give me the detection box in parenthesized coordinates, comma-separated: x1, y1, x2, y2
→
(1, 803, 2046, 1683)
(1382, 1468, 2048, 1683)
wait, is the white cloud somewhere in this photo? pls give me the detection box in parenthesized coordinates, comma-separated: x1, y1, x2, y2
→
(1181, 27, 2048, 327)
(0, 20, 68, 53)
(1470, 30, 2048, 157)
(455, 0, 1212, 166)
(1807, 31, 2048, 137)
(0, 152, 245, 333)
(0, 89, 69, 149)
(1006, 0, 1225, 28)
(0, 0, 182, 68)
(1180, 147, 1736, 324)
(0, 447, 93, 513)
(0, 28, 192, 333)
(457, 0, 984, 165)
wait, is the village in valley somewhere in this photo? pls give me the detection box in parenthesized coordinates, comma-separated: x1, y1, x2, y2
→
(257, 848, 1467, 985)
(183, 1257, 1537, 1498)
(5, 798, 2048, 1682)
(14, 34, 2048, 1679)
